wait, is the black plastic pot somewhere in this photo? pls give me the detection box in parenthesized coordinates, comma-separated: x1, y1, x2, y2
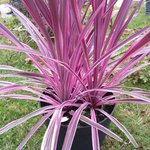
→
(40, 101, 115, 150)
(58, 105, 114, 150)
(40, 89, 115, 149)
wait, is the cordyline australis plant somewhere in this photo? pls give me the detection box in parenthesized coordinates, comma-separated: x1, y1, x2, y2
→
(0, 0, 150, 149)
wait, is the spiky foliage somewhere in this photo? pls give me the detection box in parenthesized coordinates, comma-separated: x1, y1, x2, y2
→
(0, 0, 150, 149)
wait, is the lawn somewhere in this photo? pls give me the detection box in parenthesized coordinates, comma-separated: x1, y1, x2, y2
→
(0, 4, 150, 150)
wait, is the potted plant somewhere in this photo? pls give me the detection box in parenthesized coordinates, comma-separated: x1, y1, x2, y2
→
(0, 0, 150, 149)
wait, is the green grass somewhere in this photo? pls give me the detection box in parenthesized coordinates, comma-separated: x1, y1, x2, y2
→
(0, 5, 150, 150)
(102, 103, 150, 150)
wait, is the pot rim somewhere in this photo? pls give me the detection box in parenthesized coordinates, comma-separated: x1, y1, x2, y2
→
(40, 101, 115, 129)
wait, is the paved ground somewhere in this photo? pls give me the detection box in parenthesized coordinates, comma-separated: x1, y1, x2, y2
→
(0, 4, 13, 18)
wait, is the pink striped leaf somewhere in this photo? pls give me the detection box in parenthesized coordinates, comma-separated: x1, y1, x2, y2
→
(17, 112, 53, 150)
(97, 109, 138, 148)
(0, 105, 57, 135)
